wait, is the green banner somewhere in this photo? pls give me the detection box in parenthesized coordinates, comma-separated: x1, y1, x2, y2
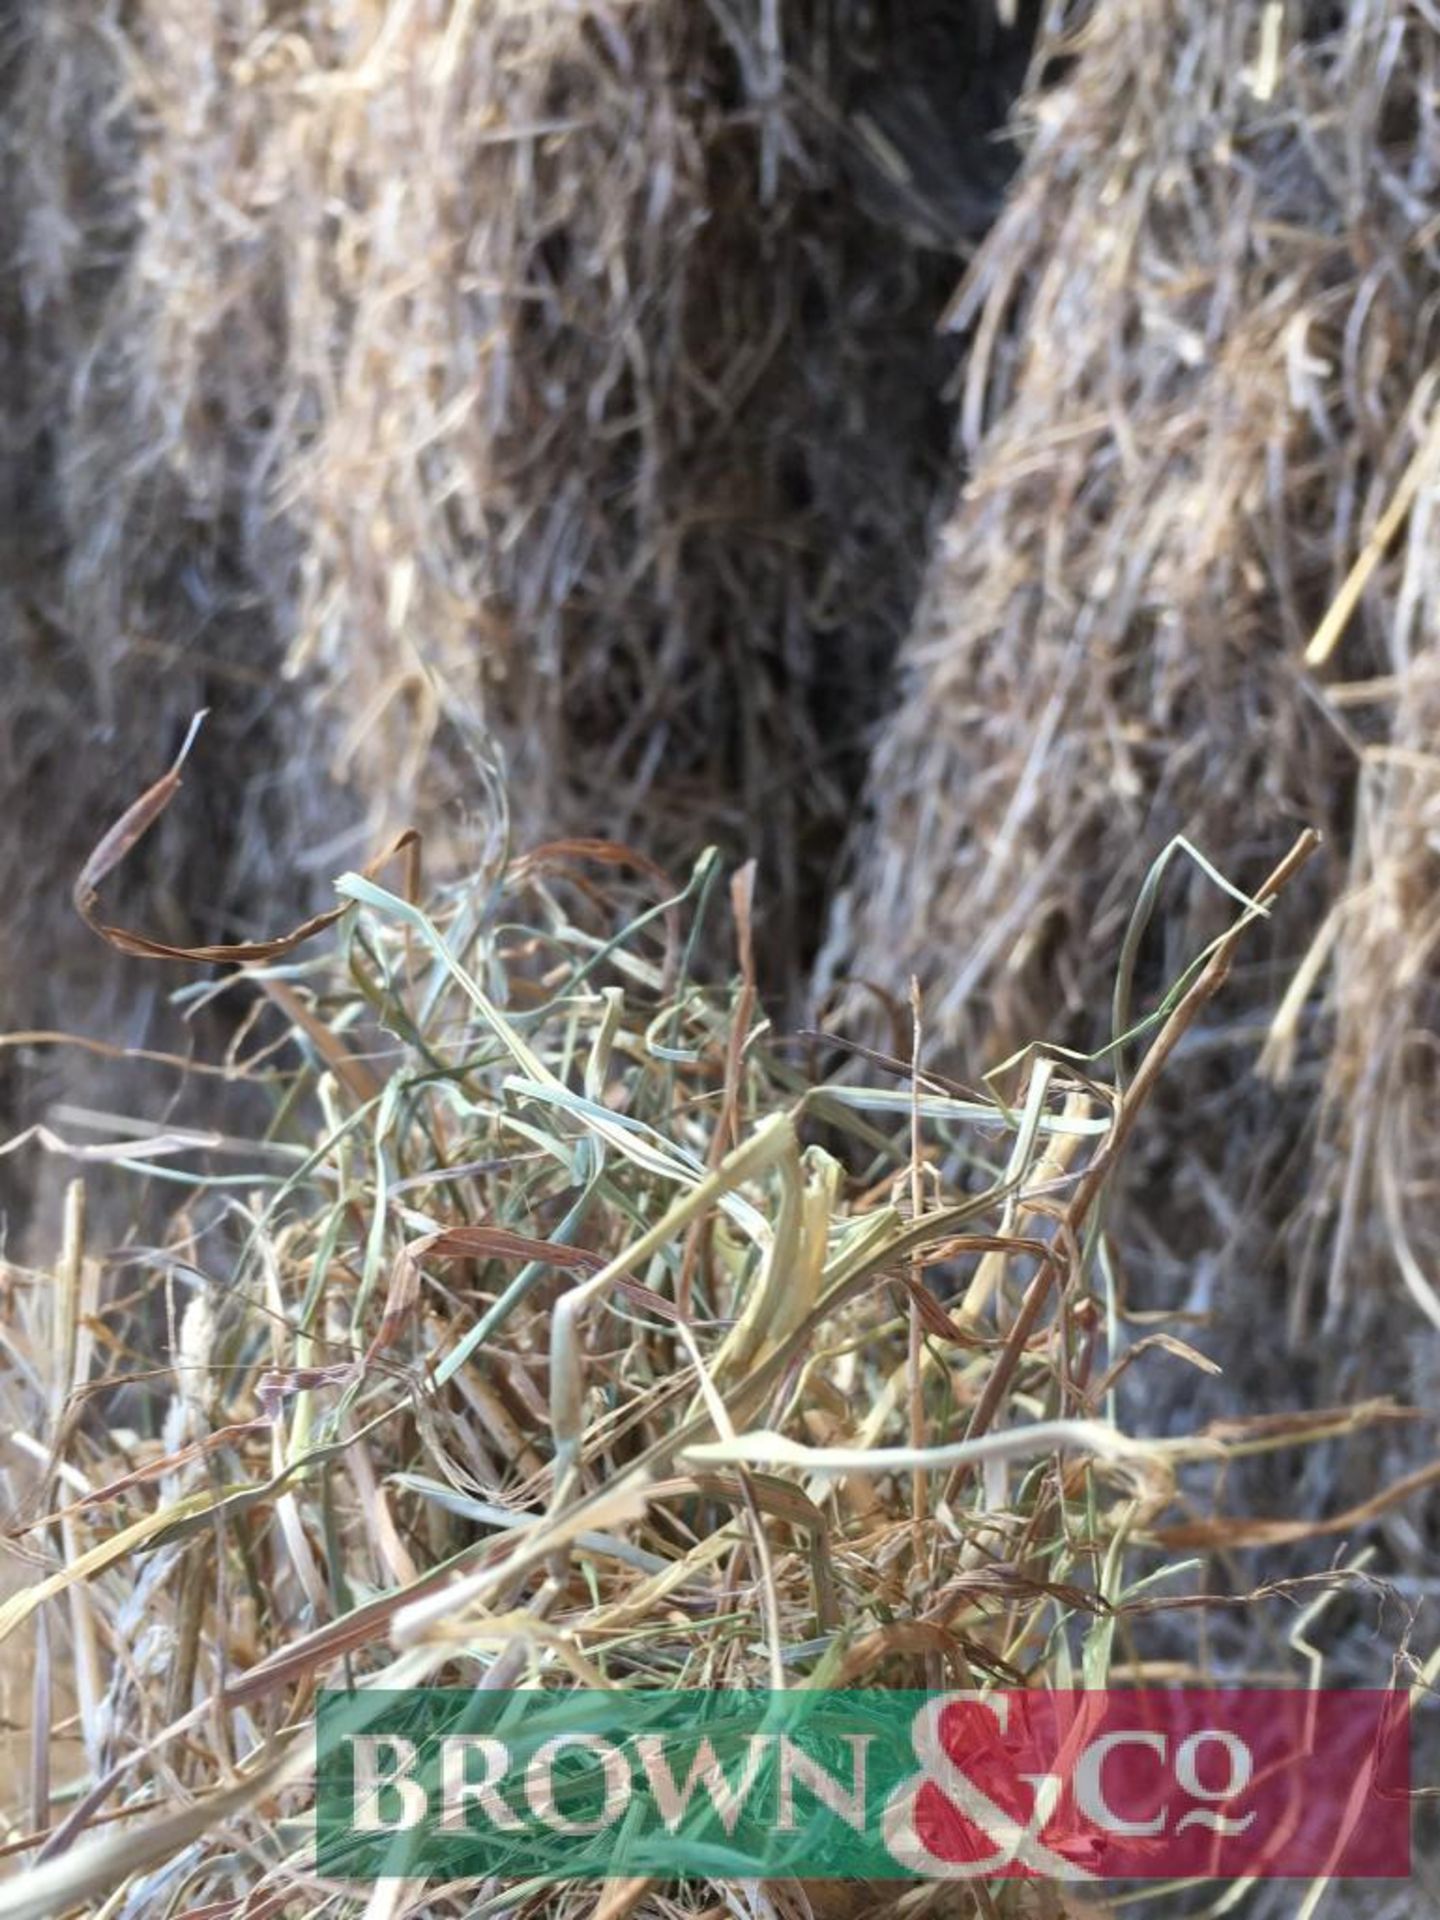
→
(319, 1688, 903, 1882)
(314, 1686, 1409, 1883)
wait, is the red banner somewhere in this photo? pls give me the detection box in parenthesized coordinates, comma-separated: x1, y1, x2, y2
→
(892, 1689, 1410, 1879)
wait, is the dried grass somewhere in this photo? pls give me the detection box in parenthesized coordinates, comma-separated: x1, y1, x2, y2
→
(827, 0, 1440, 1353)
(0, 3, 1435, 1906)
(0, 785, 1419, 1914)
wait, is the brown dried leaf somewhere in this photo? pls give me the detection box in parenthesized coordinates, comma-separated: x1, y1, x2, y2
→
(73, 712, 419, 964)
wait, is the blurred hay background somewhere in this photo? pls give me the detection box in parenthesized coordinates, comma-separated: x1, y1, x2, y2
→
(0, 0, 1031, 1189)
(825, 0, 1440, 1422)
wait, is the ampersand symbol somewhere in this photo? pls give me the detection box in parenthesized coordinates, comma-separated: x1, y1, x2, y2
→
(882, 1693, 1099, 1881)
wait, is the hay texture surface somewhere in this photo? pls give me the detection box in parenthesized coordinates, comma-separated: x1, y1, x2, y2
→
(0, 0, 1023, 1126)
(828, 0, 1440, 1353)
(1, 806, 1421, 1914)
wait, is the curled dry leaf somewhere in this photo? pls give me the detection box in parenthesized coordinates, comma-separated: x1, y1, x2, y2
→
(72, 711, 420, 965)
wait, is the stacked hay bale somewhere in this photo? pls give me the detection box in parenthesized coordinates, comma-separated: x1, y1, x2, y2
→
(827, 0, 1440, 1377)
(0, 0, 1029, 1222)
(0, 0, 1028, 976)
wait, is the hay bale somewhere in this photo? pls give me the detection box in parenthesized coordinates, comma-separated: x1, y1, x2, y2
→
(0, 3, 353, 1231)
(826, 0, 1440, 1348)
(0, 0, 1028, 975)
(0, 0, 1032, 1228)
